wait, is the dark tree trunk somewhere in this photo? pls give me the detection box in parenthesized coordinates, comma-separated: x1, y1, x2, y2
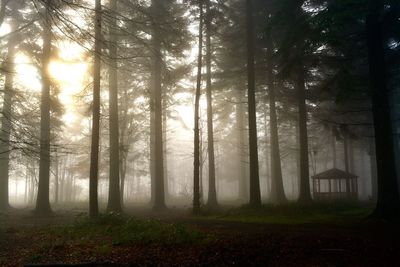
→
(343, 129, 351, 196)
(163, 91, 169, 201)
(54, 149, 59, 204)
(369, 138, 378, 201)
(367, 0, 400, 219)
(35, 0, 52, 216)
(263, 110, 270, 198)
(89, 0, 102, 218)
(296, 61, 312, 204)
(107, 0, 122, 213)
(150, 106, 155, 204)
(245, 0, 261, 207)
(0, 5, 17, 211)
(205, 0, 217, 208)
(332, 129, 337, 168)
(152, 0, 165, 210)
(236, 88, 248, 202)
(266, 33, 286, 204)
(193, 0, 204, 215)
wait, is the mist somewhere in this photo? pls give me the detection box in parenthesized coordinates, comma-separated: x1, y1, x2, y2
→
(0, 0, 399, 266)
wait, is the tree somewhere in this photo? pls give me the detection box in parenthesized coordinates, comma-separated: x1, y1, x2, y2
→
(246, 0, 261, 206)
(367, 0, 400, 220)
(193, 0, 204, 215)
(151, 0, 166, 210)
(35, 0, 53, 216)
(107, 0, 122, 213)
(205, 0, 217, 208)
(0, 1, 19, 211)
(89, 0, 102, 218)
(265, 28, 287, 204)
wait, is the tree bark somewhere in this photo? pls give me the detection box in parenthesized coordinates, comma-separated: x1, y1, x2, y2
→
(35, 0, 52, 216)
(54, 149, 59, 204)
(89, 0, 102, 218)
(193, 0, 203, 215)
(205, 0, 217, 208)
(296, 60, 312, 204)
(266, 33, 286, 204)
(151, 0, 165, 210)
(0, 4, 17, 211)
(342, 128, 351, 197)
(369, 138, 377, 201)
(107, 0, 122, 213)
(367, 0, 400, 219)
(236, 88, 248, 202)
(245, 0, 261, 207)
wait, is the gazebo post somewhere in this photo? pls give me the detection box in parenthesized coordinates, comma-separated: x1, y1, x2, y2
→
(338, 179, 342, 199)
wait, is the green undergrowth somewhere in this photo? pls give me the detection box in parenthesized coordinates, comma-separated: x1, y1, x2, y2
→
(47, 213, 207, 246)
(197, 202, 374, 224)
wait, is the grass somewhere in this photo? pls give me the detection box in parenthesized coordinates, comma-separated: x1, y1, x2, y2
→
(47, 213, 207, 246)
(196, 202, 374, 224)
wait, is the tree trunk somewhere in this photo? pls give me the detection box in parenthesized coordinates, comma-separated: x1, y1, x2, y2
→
(89, 0, 102, 218)
(369, 138, 377, 201)
(107, 0, 122, 213)
(0, 5, 17, 211)
(236, 88, 248, 202)
(296, 60, 312, 204)
(150, 104, 155, 204)
(163, 90, 169, 201)
(245, 0, 261, 207)
(266, 33, 286, 204)
(343, 130, 351, 196)
(332, 129, 337, 168)
(366, 0, 400, 219)
(152, 0, 165, 210)
(193, 0, 204, 215)
(263, 109, 270, 199)
(35, 0, 52, 216)
(205, 0, 217, 208)
(54, 149, 59, 204)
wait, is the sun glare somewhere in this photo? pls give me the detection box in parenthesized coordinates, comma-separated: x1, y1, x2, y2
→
(15, 53, 41, 92)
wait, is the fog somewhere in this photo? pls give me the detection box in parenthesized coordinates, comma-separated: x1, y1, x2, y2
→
(0, 0, 399, 266)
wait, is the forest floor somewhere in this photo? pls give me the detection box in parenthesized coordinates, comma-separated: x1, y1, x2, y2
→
(0, 203, 399, 267)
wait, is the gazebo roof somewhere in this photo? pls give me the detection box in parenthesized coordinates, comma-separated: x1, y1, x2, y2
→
(311, 168, 358, 180)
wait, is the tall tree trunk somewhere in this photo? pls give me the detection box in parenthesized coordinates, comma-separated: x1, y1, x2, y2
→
(342, 127, 351, 197)
(107, 0, 122, 213)
(35, 0, 52, 216)
(205, 0, 217, 208)
(89, 0, 102, 218)
(54, 149, 59, 204)
(236, 88, 248, 202)
(266, 33, 286, 204)
(0, 5, 17, 211)
(367, 0, 400, 219)
(263, 109, 270, 198)
(193, 0, 204, 215)
(369, 138, 377, 201)
(152, 0, 165, 210)
(119, 158, 126, 205)
(245, 0, 261, 207)
(163, 91, 169, 201)
(296, 60, 312, 204)
(331, 129, 337, 168)
(150, 106, 155, 204)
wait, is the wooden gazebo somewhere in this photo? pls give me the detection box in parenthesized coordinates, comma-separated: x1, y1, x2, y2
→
(311, 168, 358, 200)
